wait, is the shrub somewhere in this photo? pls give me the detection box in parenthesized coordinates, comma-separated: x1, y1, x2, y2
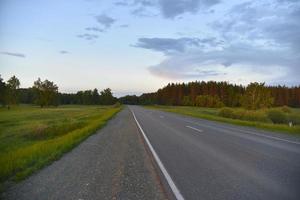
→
(218, 108, 269, 122)
(267, 109, 287, 124)
(281, 106, 292, 113)
(182, 96, 193, 106)
(288, 113, 300, 125)
(242, 110, 269, 122)
(218, 108, 234, 118)
(113, 102, 121, 107)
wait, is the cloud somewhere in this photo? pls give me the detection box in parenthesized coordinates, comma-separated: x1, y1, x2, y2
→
(77, 33, 98, 40)
(131, 7, 157, 17)
(95, 14, 116, 28)
(158, 0, 220, 18)
(131, 0, 220, 18)
(85, 27, 104, 32)
(147, 41, 299, 84)
(211, 0, 300, 51)
(120, 24, 129, 28)
(134, 37, 220, 54)
(138, 0, 300, 85)
(59, 50, 69, 54)
(0, 51, 25, 58)
(114, 1, 129, 6)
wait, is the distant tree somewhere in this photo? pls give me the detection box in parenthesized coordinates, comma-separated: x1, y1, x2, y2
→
(182, 96, 193, 106)
(92, 88, 100, 104)
(139, 93, 157, 105)
(99, 88, 117, 105)
(119, 95, 139, 105)
(195, 95, 224, 108)
(33, 78, 59, 107)
(0, 75, 7, 106)
(6, 75, 20, 108)
(18, 88, 35, 104)
(241, 82, 273, 110)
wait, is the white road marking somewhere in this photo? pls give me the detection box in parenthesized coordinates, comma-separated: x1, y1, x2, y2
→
(130, 108, 185, 200)
(180, 117, 300, 145)
(186, 126, 203, 133)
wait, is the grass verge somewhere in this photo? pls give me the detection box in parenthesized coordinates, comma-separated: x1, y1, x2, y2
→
(0, 105, 122, 189)
(145, 105, 300, 135)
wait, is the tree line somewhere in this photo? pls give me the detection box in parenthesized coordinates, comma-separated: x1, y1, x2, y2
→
(2, 75, 299, 110)
(0, 75, 117, 108)
(119, 81, 300, 109)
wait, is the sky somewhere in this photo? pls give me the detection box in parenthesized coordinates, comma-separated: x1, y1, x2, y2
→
(0, 0, 299, 96)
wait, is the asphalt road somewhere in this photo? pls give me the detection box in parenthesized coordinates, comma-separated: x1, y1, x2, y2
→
(130, 106, 300, 200)
(3, 108, 166, 200)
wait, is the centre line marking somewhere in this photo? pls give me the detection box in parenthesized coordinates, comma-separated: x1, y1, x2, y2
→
(186, 126, 203, 133)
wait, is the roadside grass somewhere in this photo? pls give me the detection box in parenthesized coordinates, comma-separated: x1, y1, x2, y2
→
(145, 105, 300, 135)
(0, 105, 122, 188)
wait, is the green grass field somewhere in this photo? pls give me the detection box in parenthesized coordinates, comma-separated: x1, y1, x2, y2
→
(0, 105, 122, 187)
(145, 106, 300, 135)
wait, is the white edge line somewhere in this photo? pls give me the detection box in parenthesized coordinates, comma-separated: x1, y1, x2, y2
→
(130, 108, 185, 200)
(186, 126, 203, 133)
(233, 128, 300, 145)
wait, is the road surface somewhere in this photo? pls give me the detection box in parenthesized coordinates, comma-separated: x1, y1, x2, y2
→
(130, 106, 300, 200)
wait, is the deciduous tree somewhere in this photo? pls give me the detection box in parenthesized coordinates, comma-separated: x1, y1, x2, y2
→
(6, 75, 20, 108)
(241, 82, 273, 110)
(33, 78, 59, 107)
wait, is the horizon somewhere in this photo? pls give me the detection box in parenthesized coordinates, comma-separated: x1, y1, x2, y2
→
(6, 77, 300, 98)
(1, 0, 300, 97)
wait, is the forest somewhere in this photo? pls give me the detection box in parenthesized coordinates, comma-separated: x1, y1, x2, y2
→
(119, 81, 300, 108)
(2, 75, 300, 109)
(0, 75, 117, 108)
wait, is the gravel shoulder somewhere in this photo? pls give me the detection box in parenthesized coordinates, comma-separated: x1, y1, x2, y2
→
(2, 107, 167, 200)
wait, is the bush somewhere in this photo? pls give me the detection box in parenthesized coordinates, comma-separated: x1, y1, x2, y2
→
(218, 108, 269, 122)
(182, 96, 193, 106)
(113, 102, 121, 107)
(288, 113, 300, 125)
(267, 109, 287, 124)
(281, 106, 292, 113)
(242, 110, 269, 122)
(218, 107, 234, 118)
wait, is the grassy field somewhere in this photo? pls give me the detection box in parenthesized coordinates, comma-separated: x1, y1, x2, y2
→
(145, 105, 300, 135)
(0, 105, 122, 187)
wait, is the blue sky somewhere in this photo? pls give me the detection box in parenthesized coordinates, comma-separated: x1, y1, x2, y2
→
(0, 0, 299, 96)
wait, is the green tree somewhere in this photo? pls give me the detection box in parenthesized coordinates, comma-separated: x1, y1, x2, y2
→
(6, 75, 20, 108)
(33, 78, 59, 107)
(0, 75, 7, 106)
(99, 88, 116, 105)
(195, 95, 224, 108)
(92, 88, 100, 104)
(182, 96, 193, 106)
(241, 82, 273, 110)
